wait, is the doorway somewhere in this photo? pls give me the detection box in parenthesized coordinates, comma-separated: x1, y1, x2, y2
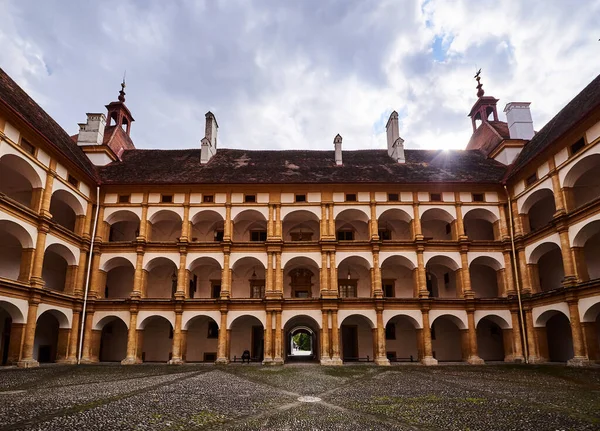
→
(251, 325, 264, 360)
(342, 325, 358, 361)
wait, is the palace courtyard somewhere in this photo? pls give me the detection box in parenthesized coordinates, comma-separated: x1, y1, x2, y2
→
(0, 364, 598, 430)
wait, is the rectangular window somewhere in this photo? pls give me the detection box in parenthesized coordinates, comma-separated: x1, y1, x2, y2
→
(345, 193, 357, 202)
(118, 194, 130, 204)
(338, 281, 357, 298)
(378, 229, 392, 240)
(244, 194, 256, 203)
(211, 282, 221, 299)
(387, 193, 399, 202)
(161, 194, 173, 203)
(336, 230, 354, 241)
(207, 321, 219, 339)
(472, 193, 485, 202)
(20, 139, 35, 155)
(295, 194, 306, 203)
(525, 173, 537, 187)
(67, 174, 79, 188)
(430, 193, 442, 202)
(250, 230, 267, 242)
(214, 230, 224, 242)
(570, 137, 585, 155)
(290, 231, 313, 241)
(250, 281, 265, 298)
(202, 195, 214, 203)
(383, 280, 395, 298)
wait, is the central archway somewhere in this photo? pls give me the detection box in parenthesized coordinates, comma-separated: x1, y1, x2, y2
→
(284, 316, 320, 362)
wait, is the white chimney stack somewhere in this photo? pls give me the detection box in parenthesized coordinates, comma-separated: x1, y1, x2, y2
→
(386, 111, 405, 163)
(334, 134, 343, 166)
(504, 102, 534, 140)
(201, 111, 218, 164)
(77, 113, 106, 146)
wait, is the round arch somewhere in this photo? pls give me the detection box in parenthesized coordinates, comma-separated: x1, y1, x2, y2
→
(281, 207, 321, 220)
(475, 313, 511, 330)
(380, 254, 416, 270)
(333, 206, 370, 220)
(182, 312, 221, 331)
(188, 256, 222, 272)
(535, 309, 570, 327)
(573, 219, 600, 248)
(105, 209, 140, 226)
(101, 256, 135, 272)
(232, 209, 267, 224)
(0, 219, 34, 248)
(462, 207, 499, 222)
(143, 256, 179, 272)
(470, 255, 503, 271)
(50, 189, 85, 216)
(137, 314, 174, 330)
(430, 312, 467, 330)
(148, 209, 182, 225)
(191, 209, 224, 226)
(519, 187, 554, 214)
(425, 254, 460, 271)
(283, 255, 320, 271)
(378, 207, 412, 223)
(37, 308, 70, 329)
(0, 153, 43, 188)
(421, 207, 455, 223)
(0, 300, 25, 324)
(528, 241, 562, 264)
(382, 311, 422, 328)
(93, 315, 129, 331)
(338, 311, 376, 328)
(44, 243, 77, 266)
(563, 152, 600, 188)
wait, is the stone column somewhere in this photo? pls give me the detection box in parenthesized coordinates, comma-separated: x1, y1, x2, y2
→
(267, 204, 274, 238)
(571, 247, 589, 282)
(88, 251, 102, 297)
(274, 205, 282, 239)
(30, 223, 49, 288)
(509, 310, 524, 362)
(557, 226, 577, 285)
(372, 250, 382, 298)
(416, 248, 428, 298)
(412, 200, 423, 239)
(370, 200, 378, 239)
(138, 203, 149, 240)
(176, 251, 187, 298)
(320, 252, 328, 294)
(330, 310, 342, 365)
(82, 200, 94, 241)
(498, 204, 509, 240)
(466, 310, 484, 364)
(320, 204, 327, 238)
(420, 309, 437, 365)
(455, 203, 466, 239)
(329, 252, 338, 296)
(263, 311, 273, 364)
(224, 203, 232, 241)
(221, 252, 231, 298)
(121, 310, 140, 365)
(7, 323, 25, 365)
(525, 308, 543, 363)
(64, 310, 80, 364)
(266, 252, 274, 294)
(169, 311, 184, 364)
(567, 300, 589, 366)
(273, 311, 283, 364)
(511, 200, 523, 237)
(517, 247, 532, 293)
(275, 253, 283, 294)
(17, 300, 40, 368)
(55, 328, 71, 363)
(375, 309, 390, 365)
(328, 204, 335, 239)
(39, 165, 56, 217)
(503, 250, 516, 296)
(320, 310, 330, 364)
(216, 310, 228, 364)
(461, 250, 474, 299)
(18, 248, 34, 283)
(180, 203, 190, 242)
(582, 322, 600, 362)
(73, 249, 88, 296)
(549, 164, 566, 214)
(80, 311, 95, 363)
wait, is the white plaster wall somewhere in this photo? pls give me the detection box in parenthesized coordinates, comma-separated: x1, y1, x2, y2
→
(579, 295, 600, 322)
(281, 252, 321, 269)
(516, 178, 552, 212)
(45, 235, 80, 265)
(554, 148, 569, 167)
(146, 264, 176, 298)
(86, 152, 114, 166)
(227, 311, 266, 329)
(333, 205, 369, 219)
(143, 253, 179, 270)
(474, 310, 511, 329)
(189, 206, 226, 220)
(467, 252, 504, 268)
(0, 141, 46, 186)
(376, 204, 413, 219)
(282, 310, 323, 329)
(525, 233, 561, 263)
(423, 252, 461, 268)
(470, 264, 499, 298)
(104, 207, 142, 222)
(231, 206, 268, 221)
(418, 205, 457, 219)
(106, 266, 134, 298)
(282, 268, 320, 298)
(51, 181, 86, 215)
(100, 253, 137, 271)
(187, 253, 224, 270)
(429, 310, 467, 329)
(307, 192, 321, 203)
(379, 252, 417, 269)
(3, 122, 20, 143)
(0, 211, 36, 246)
(182, 311, 222, 329)
(337, 310, 376, 328)
(336, 252, 373, 268)
(137, 311, 175, 330)
(280, 206, 321, 220)
(190, 264, 221, 298)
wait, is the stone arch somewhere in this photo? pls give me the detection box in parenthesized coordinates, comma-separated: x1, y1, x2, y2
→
(421, 207, 456, 240)
(562, 152, 600, 210)
(474, 312, 511, 330)
(93, 314, 129, 331)
(339, 314, 375, 361)
(335, 208, 370, 241)
(282, 210, 320, 242)
(0, 299, 25, 324)
(430, 314, 465, 362)
(231, 256, 266, 299)
(425, 255, 460, 298)
(0, 153, 43, 208)
(572, 219, 600, 281)
(184, 314, 220, 362)
(187, 257, 222, 299)
(105, 210, 140, 242)
(139, 315, 173, 362)
(49, 189, 84, 231)
(535, 308, 570, 327)
(463, 208, 498, 241)
(380, 255, 417, 298)
(476, 316, 506, 361)
(283, 256, 320, 299)
(383, 312, 421, 329)
(469, 256, 503, 298)
(384, 314, 420, 362)
(377, 208, 412, 240)
(0, 219, 34, 248)
(284, 315, 321, 362)
(338, 255, 372, 298)
(430, 313, 467, 330)
(42, 243, 77, 292)
(0, 219, 34, 281)
(337, 310, 376, 328)
(34, 310, 66, 363)
(520, 188, 556, 232)
(144, 257, 178, 299)
(229, 314, 264, 361)
(102, 257, 135, 299)
(190, 210, 224, 242)
(543, 312, 574, 362)
(529, 242, 564, 292)
(98, 317, 128, 362)
(148, 209, 182, 242)
(581, 297, 600, 322)
(232, 209, 267, 242)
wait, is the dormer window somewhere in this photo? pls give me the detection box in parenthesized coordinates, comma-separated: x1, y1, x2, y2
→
(118, 194, 130, 204)
(203, 195, 214, 203)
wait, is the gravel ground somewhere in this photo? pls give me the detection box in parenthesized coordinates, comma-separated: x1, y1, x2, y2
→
(0, 363, 598, 430)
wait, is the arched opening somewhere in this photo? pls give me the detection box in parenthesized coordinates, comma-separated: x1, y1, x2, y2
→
(421, 208, 455, 240)
(582, 303, 600, 362)
(98, 317, 128, 362)
(49, 190, 83, 232)
(529, 243, 564, 292)
(431, 315, 465, 362)
(282, 210, 320, 242)
(385, 315, 419, 362)
(425, 255, 459, 298)
(140, 316, 173, 362)
(185, 316, 219, 362)
(338, 256, 372, 298)
(0, 307, 12, 365)
(0, 301, 25, 365)
(541, 312, 574, 362)
(573, 220, 600, 281)
(148, 210, 182, 242)
(377, 209, 412, 241)
(283, 257, 320, 299)
(231, 257, 265, 299)
(106, 210, 140, 242)
(145, 257, 178, 299)
(563, 153, 600, 210)
(33, 310, 68, 363)
(380, 255, 416, 298)
(340, 315, 374, 362)
(522, 189, 556, 233)
(0, 220, 33, 281)
(335, 209, 369, 241)
(0, 154, 42, 209)
(188, 257, 222, 299)
(103, 257, 135, 299)
(284, 315, 320, 362)
(469, 256, 502, 298)
(42, 244, 76, 292)
(476, 316, 506, 361)
(191, 210, 224, 242)
(463, 208, 498, 240)
(229, 315, 264, 362)
(233, 210, 267, 242)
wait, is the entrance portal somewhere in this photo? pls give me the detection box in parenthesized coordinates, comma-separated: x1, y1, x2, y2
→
(287, 326, 315, 361)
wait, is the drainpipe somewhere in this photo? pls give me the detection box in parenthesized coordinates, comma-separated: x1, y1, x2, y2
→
(504, 185, 529, 363)
(77, 186, 101, 364)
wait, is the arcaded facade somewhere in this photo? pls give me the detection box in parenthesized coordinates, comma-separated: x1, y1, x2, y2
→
(0, 68, 599, 368)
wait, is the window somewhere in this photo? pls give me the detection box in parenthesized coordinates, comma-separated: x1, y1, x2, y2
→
(290, 268, 313, 298)
(345, 193, 357, 202)
(388, 193, 399, 202)
(472, 193, 485, 202)
(203, 195, 214, 203)
(118, 194, 130, 204)
(430, 193, 442, 202)
(214, 230, 224, 242)
(338, 280, 357, 298)
(385, 323, 396, 340)
(250, 230, 267, 242)
(525, 173, 537, 187)
(295, 194, 306, 203)
(67, 174, 79, 188)
(20, 139, 35, 155)
(211, 282, 221, 299)
(290, 231, 313, 241)
(378, 229, 392, 240)
(161, 194, 173, 203)
(337, 230, 354, 241)
(244, 194, 256, 203)
(570, 137, 585, 155)
(207, 321, 219, 339)
(383, 280, 395, 298)
(250, 279, 265, 298)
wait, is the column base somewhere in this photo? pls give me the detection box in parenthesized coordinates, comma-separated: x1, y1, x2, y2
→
(327, 356, 343, 366)
(56, 357, 78, 364)
(527, 355, 546, 364)
(168, 358, 184, 365)
(121, 357, 142, 365)
(504, 355, 525, 364)
(375, 357, 391, 366)
(567, 356, 590, 367)
(320, 357, 333, 365)
(467, 355, 485, 365)
(262, 357, 273, 365)
(17, 359, 39, 368)
(421, 356, 438, 366)
(271, 357, 284, 366)
(215, 357, 229, 365)
(79, 358, 98, 364)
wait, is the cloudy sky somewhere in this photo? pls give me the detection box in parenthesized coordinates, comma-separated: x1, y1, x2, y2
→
(1, 0, 598, 151)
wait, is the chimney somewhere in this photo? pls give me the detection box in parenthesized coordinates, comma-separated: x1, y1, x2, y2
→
(334, 134, 343, 166)
(504, 102, 534, 140)
(201, 111, 218, 164)
(76, 113, 106, 146)
(386, 111, 405, 163)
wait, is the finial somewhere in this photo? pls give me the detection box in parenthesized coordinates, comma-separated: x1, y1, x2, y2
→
(474, 68, 484, 98)
(118, 70, 126, 102)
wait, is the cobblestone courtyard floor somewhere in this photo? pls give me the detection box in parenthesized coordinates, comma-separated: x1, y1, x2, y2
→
(0, 364, 598, 430)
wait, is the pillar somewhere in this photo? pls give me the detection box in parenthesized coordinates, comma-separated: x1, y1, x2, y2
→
(582, 322, 600, 362)
(30, 224, 49, 288)
(63, 311, 80, 364)
(320, 204, 327, 238)
(17, 300, 40, 367)
(180, 203, 190, 242)
(275, 253, 283, 294)
(498, 204, 509, 239)
(373, 251, 382, 298)
(7, 323, 25, 365)
(327, 204, 335, 239)
(525, 308, 543, 363)
(121, 311, 140, 365)
(412, 200, 423, 239)
(329, 252, 338, 296)
(420, 309, 437, 365)
(82, 200, 94, 240)
(138, 204, 148, 240)
(80, 311, 95, 363)
(517, 247, 532, 293)
(417, 249, 428, 298)
(549, 165, 566, 214)
(455, 203, 466, 239)
(567, 300, 590, 366)
(88, 251, 102, 297)
(73, 249, 88, 296)
(466, 311, 484, 364)
(221, 252, 230, 298)
(18, 248, 34, 283)
(330, 310, 342, 365)
(176, 252, 187, 298)
(320, 252, 328, 294)
(273, 311, 283, 364)
(508, 310, 525, 362)
(370, 200, 378, 239)
(216, 310, 228, 364)
(39, 165, 56, 217)
(375, 310, 390, 365)
(224, 203, 232, 241)
(503, 251, 516, 296)
(267, 204, 274, 238)
(266, 252, 274, 294)
(263, 311, 273, 364)
(320, 310, 330, 364)
(461, 251, 474, 299)
(274, 205, 282, 239)
(55, 328, 70, 362)
(169, 312, 184, 364)
(511, 200, 523, 237)
(572, 247, 589, 282)
(558, 227, 577, 285)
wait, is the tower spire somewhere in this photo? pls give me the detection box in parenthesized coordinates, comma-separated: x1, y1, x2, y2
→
(118, 71, 126, 102)
(474, 68, 484, 98)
